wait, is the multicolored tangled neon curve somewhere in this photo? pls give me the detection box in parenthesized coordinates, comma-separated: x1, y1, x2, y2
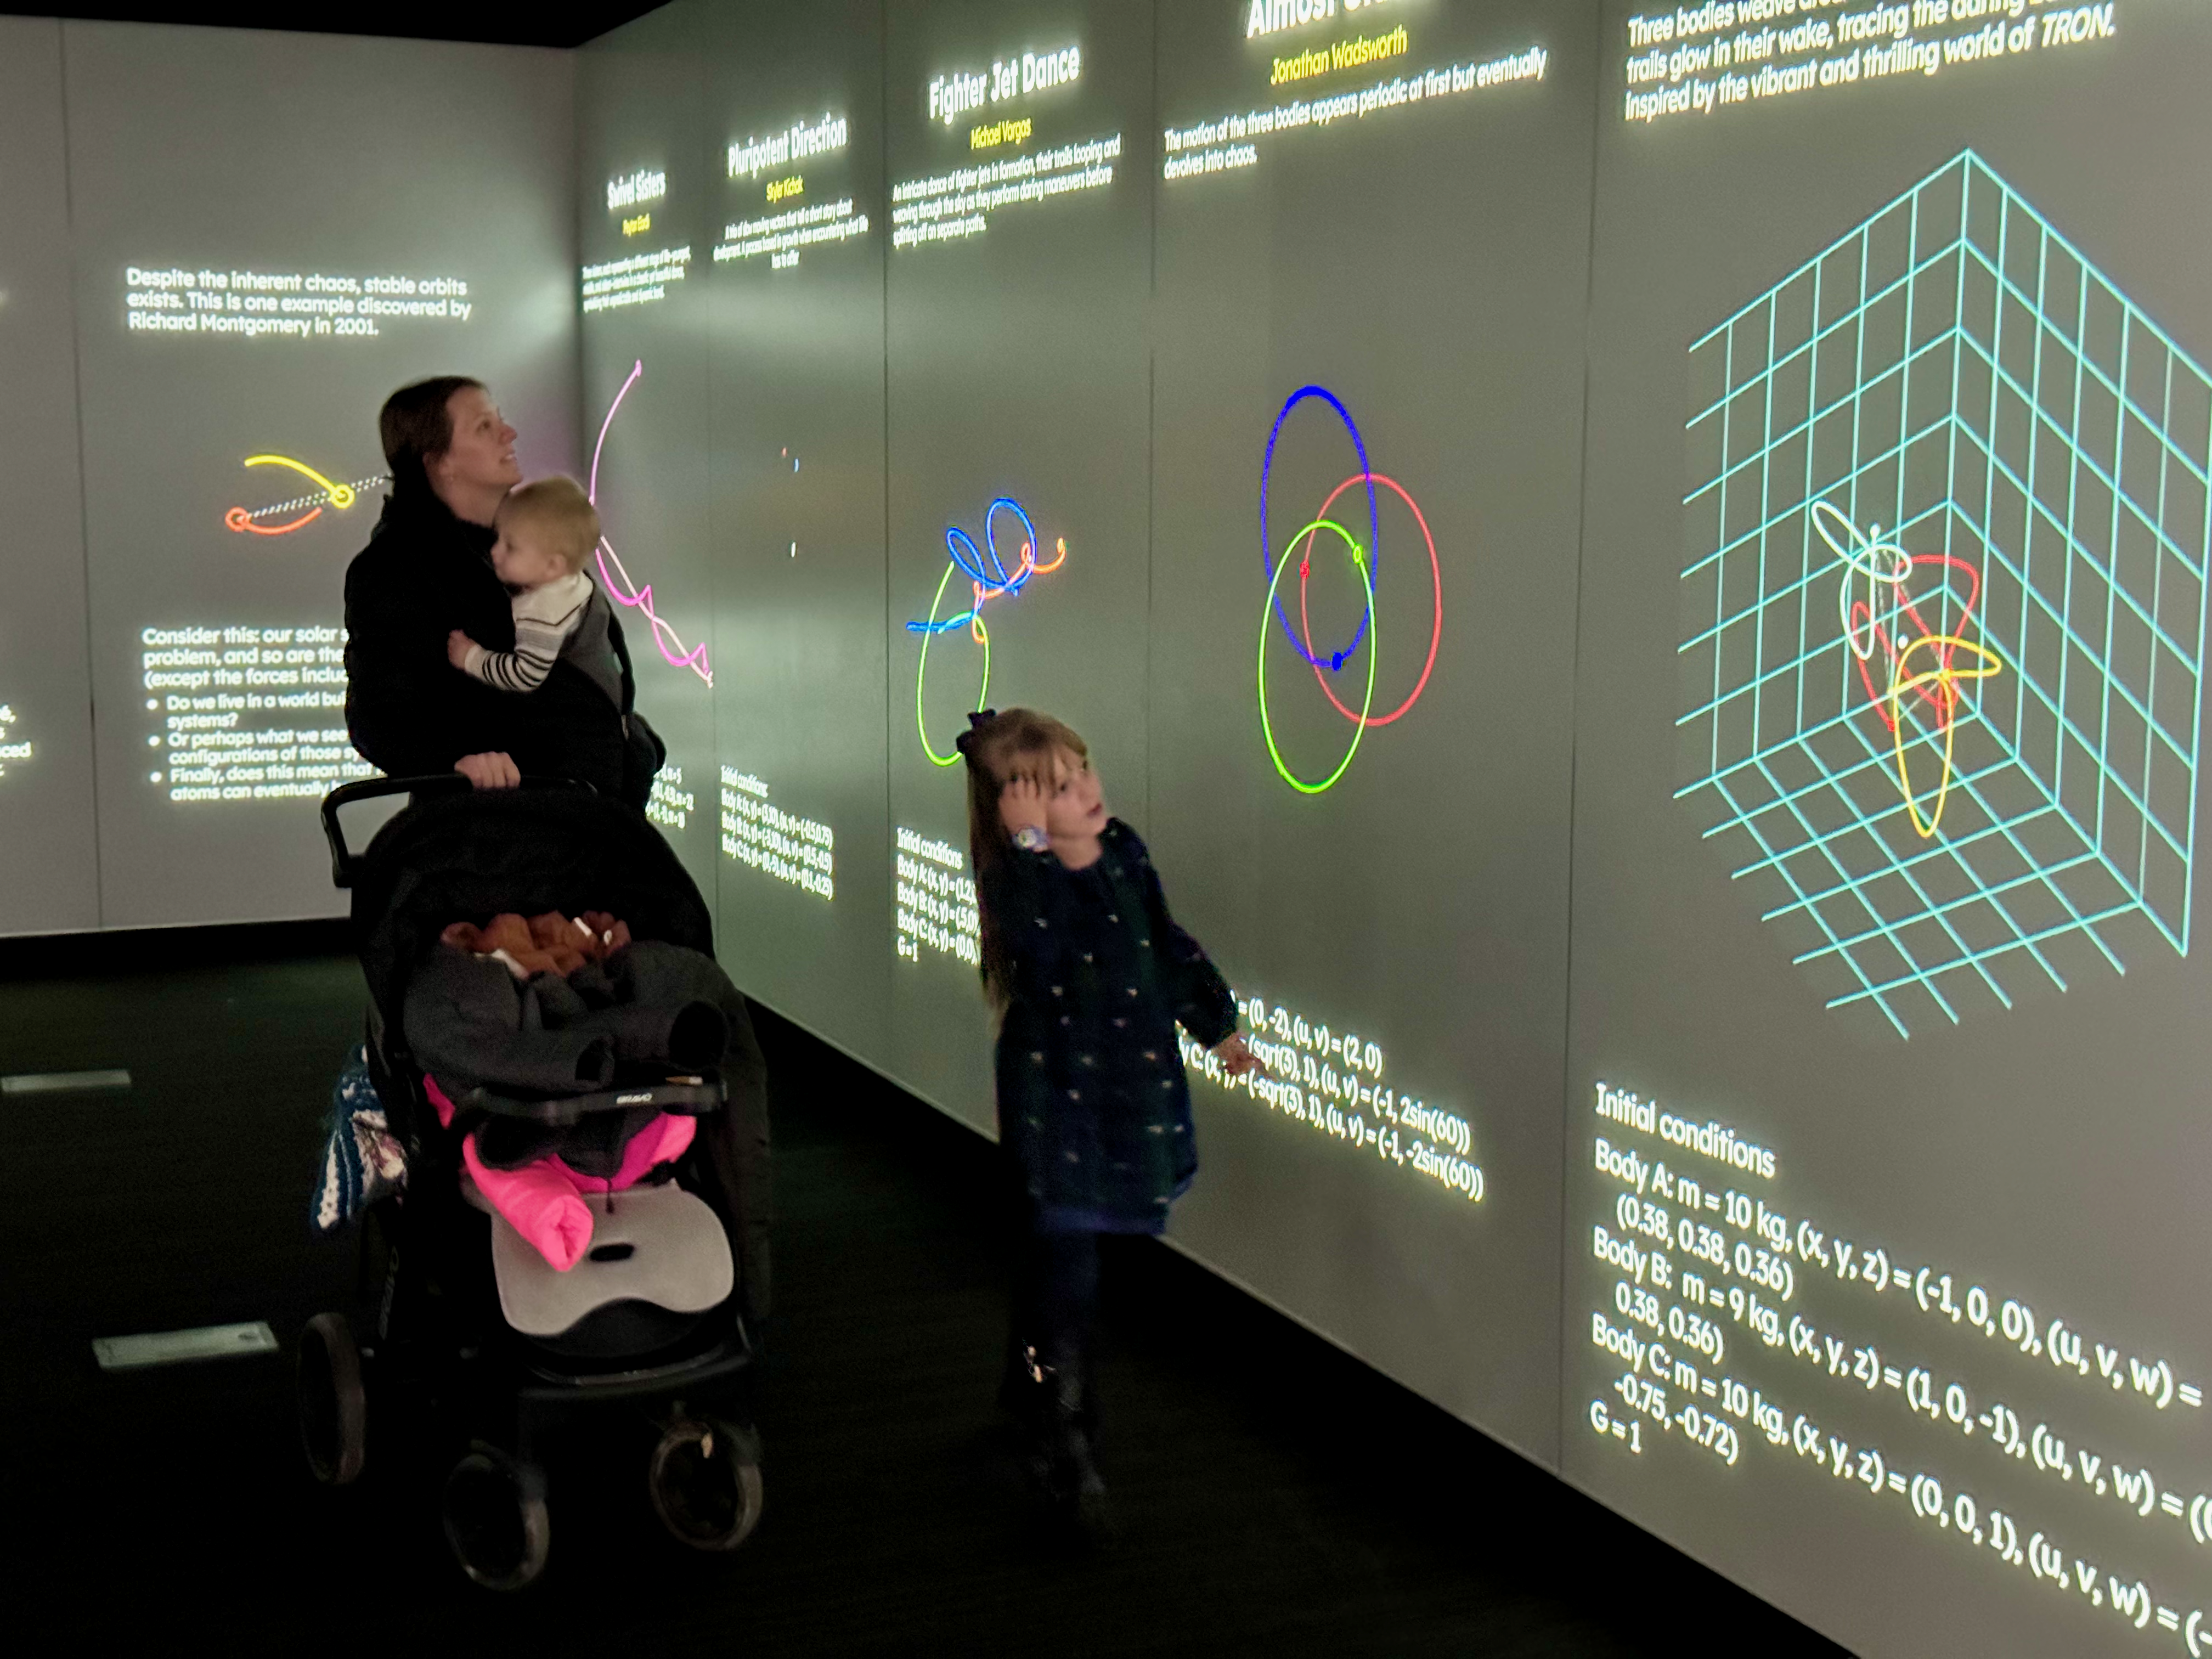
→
(907, 496, 1069, 767)
(1813, 501, 2004, 838)
(1256, 386, 1442, 794)
(589, 360, 713, 688)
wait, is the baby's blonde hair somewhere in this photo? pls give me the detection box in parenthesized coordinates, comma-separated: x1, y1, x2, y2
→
(498, 476, 600, 574)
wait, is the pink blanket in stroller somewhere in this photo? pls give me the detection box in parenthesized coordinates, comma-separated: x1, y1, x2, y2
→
(425, 1076, 696, 1271)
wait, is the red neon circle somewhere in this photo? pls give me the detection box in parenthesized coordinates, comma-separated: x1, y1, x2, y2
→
(1294, 472, 1441, 728)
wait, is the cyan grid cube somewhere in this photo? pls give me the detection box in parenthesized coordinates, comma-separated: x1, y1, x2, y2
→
(1676, 151, 2212, 1039)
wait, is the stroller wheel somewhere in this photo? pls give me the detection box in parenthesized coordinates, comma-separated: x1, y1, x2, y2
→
(442, 1447, 551, 1591)
(648, 1419, 764, 1552)
(296, 1312, 366, 1487)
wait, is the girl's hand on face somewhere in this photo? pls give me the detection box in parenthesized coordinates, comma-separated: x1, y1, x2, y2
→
(1214, 1033, 1270, 1080)
(999, 772, 1049, 839)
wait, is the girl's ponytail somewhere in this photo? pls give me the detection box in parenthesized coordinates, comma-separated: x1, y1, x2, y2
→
(958, 709, 1013, 1005)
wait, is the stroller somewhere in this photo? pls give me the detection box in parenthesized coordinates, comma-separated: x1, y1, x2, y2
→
(298, 776, 770, 1589)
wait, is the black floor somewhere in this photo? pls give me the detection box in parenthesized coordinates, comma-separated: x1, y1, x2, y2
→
(1, 925, 1844, 1655)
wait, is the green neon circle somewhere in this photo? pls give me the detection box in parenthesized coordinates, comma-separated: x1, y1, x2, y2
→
(1257, 519, 1375, 794)
(916, 560, 991, 768)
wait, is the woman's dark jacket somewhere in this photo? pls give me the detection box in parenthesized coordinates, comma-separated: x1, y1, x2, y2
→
(989, 819, 1238, 1234)
(342, 488, 658, 802)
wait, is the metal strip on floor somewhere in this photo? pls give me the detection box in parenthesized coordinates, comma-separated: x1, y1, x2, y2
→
(92, 1322, 278, 1372)
(3, 1069, 132, 1096)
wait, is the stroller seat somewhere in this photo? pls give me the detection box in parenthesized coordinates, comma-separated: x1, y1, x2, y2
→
(301, 777, 773, 1584)
(490, 1183, 733, 1340)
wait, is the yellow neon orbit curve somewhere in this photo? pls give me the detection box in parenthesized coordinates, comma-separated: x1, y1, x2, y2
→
(1887, 634, 2005, 838)
(245, 454, 355, 510)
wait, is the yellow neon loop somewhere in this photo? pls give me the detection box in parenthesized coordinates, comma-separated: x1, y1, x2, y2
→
(244, 454, 356, 511)
(1887, 634, 2005, 838)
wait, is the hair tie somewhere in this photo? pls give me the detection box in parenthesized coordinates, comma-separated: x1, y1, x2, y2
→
(952, 707, 998, 758)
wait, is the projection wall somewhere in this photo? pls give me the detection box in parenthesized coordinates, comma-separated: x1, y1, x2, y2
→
(0, 19, 99, 936)
(0, 19, 577, 931)
(9, 3, 2210, 1654)
(1567, 0, 2212, 1649)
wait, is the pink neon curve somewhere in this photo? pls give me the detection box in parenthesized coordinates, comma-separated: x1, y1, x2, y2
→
(587, 359, 713, 688)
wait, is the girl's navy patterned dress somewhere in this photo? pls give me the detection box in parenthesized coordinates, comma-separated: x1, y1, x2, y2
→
(988, 819, 1238, 1234)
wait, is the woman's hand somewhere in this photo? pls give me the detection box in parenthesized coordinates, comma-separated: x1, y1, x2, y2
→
(455, 751, 520, 789)
(446, 630, 477, 671)
(999, 772, 1048, 840)
(1213, 1033, 1270, 1080)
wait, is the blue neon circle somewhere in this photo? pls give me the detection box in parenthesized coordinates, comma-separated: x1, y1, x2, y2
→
(1261, 386, 1380, 671)
(912, 497, 1040, 635)
(946, 498, 1035, 591)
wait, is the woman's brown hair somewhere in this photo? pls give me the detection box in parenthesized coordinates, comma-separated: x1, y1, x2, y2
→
(378, 374, 486, 502)
(958, 707, 1090, 1007)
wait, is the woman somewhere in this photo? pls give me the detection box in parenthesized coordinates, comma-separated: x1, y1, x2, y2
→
(342, 376, 659, 800)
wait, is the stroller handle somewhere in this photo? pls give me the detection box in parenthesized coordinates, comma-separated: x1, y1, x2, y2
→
(320, 774, 599, 888)
(321, 775, 469, 888)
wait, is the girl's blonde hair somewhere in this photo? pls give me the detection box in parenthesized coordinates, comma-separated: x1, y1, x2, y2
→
(957, 707, 1090, 1006)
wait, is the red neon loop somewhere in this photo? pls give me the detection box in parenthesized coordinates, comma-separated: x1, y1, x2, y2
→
(968, 542, 1040, 644)
(224, 504, 323, 536)
(1294, 472, 1442, 729)
(1851, 554, 1983, 734)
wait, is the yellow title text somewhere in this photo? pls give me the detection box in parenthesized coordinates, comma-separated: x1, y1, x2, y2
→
(969, 116, 1034, 150)
(1271, 25, 1408, 85)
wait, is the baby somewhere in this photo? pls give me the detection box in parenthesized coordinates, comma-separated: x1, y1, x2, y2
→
(446, 476, 624, 716)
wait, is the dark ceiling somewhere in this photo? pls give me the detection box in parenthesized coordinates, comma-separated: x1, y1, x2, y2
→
(3, 2, 670, 48)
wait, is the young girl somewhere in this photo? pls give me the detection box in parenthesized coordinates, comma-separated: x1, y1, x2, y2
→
(955, 707, 1266, 1532)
